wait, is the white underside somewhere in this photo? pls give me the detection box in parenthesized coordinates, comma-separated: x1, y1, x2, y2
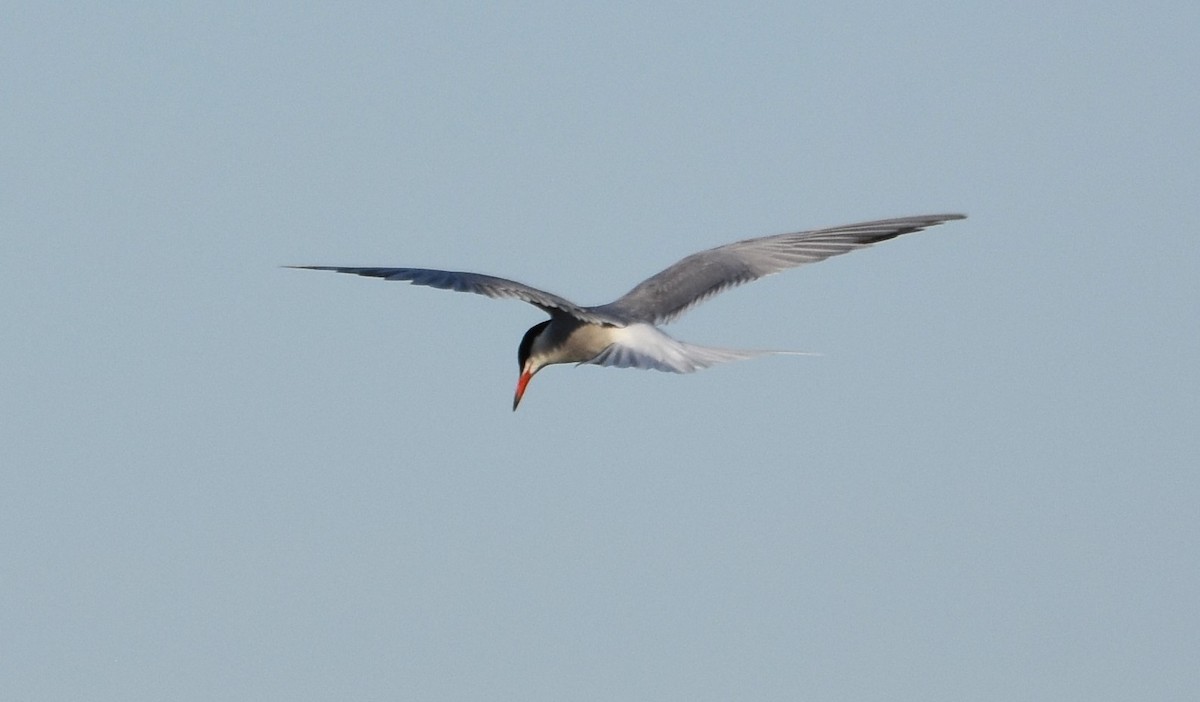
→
(584, 323, 805, 374)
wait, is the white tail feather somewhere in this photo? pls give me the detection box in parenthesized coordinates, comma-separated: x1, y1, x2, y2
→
(584, 323, 817, 374)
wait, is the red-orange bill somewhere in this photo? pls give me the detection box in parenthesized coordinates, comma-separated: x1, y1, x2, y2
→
(512, 369, 533, 411)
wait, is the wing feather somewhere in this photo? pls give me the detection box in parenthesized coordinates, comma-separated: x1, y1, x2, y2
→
(286, 266, 619, 324)
(592, 214, 965, 324)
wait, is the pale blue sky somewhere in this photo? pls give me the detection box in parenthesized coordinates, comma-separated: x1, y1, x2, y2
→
(3, 3, 1198, 700)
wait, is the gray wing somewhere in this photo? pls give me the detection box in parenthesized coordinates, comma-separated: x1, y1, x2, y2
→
(287, 266, 619, 324)
(592, 214, 965, 325)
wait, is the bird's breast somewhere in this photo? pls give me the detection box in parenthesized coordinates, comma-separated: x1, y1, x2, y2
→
(539, 320, 619, 365)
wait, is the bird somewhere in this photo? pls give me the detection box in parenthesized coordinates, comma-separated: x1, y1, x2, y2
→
(289, 213, 965, 409)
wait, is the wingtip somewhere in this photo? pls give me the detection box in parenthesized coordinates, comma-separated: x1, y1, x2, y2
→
(911, 213, 966, 224)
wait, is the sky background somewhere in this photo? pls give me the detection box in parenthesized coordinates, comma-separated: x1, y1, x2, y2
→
(3, 3, 1198, 700)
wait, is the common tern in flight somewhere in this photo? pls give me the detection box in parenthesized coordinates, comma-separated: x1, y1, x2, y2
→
(290, 213, 964, 409)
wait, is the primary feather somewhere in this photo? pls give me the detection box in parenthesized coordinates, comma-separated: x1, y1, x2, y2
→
(284, 266, 618, 324)
(591, 214, 965, 324)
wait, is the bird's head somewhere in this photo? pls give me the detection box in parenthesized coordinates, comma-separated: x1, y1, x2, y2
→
(513, 320, 552, 410)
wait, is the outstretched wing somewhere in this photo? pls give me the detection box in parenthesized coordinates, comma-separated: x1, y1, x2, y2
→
(287, 266, 619, 324)
(592, 214, 965, 325)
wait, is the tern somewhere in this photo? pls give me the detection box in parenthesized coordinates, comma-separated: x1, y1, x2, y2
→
(290, 213, 964, 409)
